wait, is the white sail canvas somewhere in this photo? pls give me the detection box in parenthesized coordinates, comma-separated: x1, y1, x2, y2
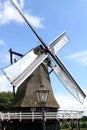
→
(2, 49, 37, 86)
(12, 53, 48, 87)
(49, 32, 69, 55)
(2, 49, 48, 87)
(52, 55, 86, 104)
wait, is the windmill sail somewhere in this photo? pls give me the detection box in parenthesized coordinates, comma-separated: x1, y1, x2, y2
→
(12, 53, 48, 87)
(51, 55, 86, 104)
(2, 30, 70, 88)
(2, 49, 37, 85)
(2, 49, 48, 87)
(49, 32, 69, 55)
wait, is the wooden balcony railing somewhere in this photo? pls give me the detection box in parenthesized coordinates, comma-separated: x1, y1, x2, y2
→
(0, 110, 83, 121)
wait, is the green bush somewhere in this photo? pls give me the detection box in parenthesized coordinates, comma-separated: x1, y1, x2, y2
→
(0, 91, 13, 110)
(80, 122, 87, 128)
(81, 116, 87, 121)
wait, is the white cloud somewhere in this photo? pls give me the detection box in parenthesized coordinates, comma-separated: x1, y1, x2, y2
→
(0, 40, 5, 45)
(66, 50, 87, 65)
(19, 0, 24, 9)
(2, 53, 10, 64)
(55, 90, 87, 115)
(24, 13, 44, 28)
(0, 0, 44, 28)
(0, 74, 12, 92)
(0, 50, 10, 65)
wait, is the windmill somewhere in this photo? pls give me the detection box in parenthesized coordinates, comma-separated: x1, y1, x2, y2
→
(1, 0, 86, 129)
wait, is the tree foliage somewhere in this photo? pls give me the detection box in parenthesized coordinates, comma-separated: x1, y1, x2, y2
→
(80, 116, 87, 128)
(81, 116, 87, 121)
(0, 91, 14, 111)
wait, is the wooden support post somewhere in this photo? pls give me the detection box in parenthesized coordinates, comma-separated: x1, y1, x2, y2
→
(76, 119, 80, 130)
(69, 120, 74, 130)
(1, 121, 6, 130)
(13, 85, 15, 98)
(57, 120, 60, 130)
(9, 48, 13, 65)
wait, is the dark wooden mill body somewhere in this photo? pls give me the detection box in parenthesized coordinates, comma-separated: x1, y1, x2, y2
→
(13, 61, 59, 110)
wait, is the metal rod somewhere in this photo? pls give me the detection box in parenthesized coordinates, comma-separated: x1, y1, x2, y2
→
(9, 49, 23, 57)
(77, 120, 80, 130)
(9, 48, 13, 64)
(49, 68, 54, 74)
(42, 107, 46, 130)
(9, 48, 23, 65)
(13, 86, 15, 97)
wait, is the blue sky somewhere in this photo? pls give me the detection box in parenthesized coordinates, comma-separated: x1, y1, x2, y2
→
(0, 0, 87, 115)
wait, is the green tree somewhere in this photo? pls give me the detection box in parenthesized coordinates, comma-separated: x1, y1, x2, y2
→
(80, 116, 87, 128)
(81, 116, 87, 121)
(0, 91, 14, 110)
